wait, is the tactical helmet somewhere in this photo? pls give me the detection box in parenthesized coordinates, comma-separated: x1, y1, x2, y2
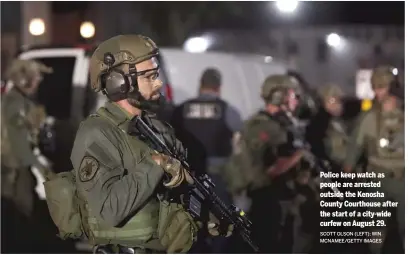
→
(4, 59, 52, 88)
(371, 66, 395, 89)
(318, 84, 344, 101)
(89, 34, 159, 93)
(261, 74, 299, 105)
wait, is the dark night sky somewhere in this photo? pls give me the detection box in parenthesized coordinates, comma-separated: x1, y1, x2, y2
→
(52, 1, 405, 29)
(256, 1, 405, 26)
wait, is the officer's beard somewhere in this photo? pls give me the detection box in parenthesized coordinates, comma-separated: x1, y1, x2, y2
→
(127, 91, 165, 112)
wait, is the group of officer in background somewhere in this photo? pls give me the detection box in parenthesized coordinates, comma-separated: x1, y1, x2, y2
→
(0, 33, 404, 254)
(171, 64, 404, 253)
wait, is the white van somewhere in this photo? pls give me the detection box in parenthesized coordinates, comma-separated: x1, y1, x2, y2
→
(159, 49, 289, 120)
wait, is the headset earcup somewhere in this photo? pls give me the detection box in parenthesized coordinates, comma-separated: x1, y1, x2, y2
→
(104, 71, 130, 101)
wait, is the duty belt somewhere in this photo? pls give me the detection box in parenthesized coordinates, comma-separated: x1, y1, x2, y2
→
(93, 244, 164, 254)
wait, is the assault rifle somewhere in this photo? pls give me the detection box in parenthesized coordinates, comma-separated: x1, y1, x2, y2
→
(133, 115, 259, 253)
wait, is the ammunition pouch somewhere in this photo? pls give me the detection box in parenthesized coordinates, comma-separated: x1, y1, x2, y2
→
(157, 197, 198, 253)
(44, 170, 83, 239)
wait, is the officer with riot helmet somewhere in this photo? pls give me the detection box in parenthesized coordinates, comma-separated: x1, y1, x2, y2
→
(344, 66, 404, 253)
(53, 35, 231, 253)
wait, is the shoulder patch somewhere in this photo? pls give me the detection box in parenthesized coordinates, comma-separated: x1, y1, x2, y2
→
(79, 156, 100, 182)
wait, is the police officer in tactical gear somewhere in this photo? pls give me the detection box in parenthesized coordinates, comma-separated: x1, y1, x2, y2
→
(1, 59, 54, 252)
(221, 74, 313, 253)
(344, 66, 404, 253)
(307, 84, 349, 168)
(1, 59, 54, 213)
(66, 35, 231, 254)
(171, 68, 242, 253)
(306, 84, 362, 253)
(262, 77, 320, 254)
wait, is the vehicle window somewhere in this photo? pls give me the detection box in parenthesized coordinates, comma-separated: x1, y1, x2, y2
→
(33, 57, 75, 120)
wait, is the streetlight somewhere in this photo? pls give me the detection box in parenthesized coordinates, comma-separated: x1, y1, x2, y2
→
(183, 36, 211, 53)
(392, 68, 398, 76)
(29, 18, 45, 36)
(80, 21, 95, 39)
(276, 0, 299, 14)
(326, 33, 341, 48)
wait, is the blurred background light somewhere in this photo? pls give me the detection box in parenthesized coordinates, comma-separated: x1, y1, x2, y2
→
(326, 33, 341, 48)
(276, 0, 299, 13)
(183, 36, 211, 53)
(80, 21, 95, 39)
(29, 18, 45, 36)
(392, 68, 398, 75)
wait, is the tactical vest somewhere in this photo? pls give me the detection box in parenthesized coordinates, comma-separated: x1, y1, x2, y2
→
(44, 107, 198, 253)
(79, 107, 198, 252)
(325, 119, 349, 165)
(181, 98, 232, 158)
(73, 108, 161, 249)
(367, 109, 404, 179)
